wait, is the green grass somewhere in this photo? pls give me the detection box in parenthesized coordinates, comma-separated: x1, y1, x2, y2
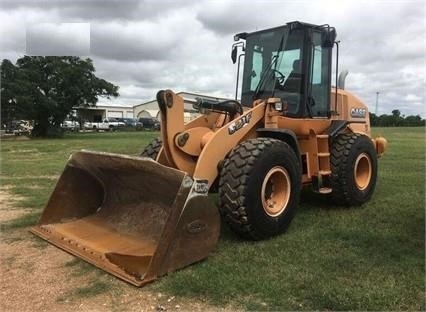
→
(0, 128, 424, 310)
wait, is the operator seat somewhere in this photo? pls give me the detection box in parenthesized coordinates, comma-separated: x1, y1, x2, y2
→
(282, 59, 303, 93)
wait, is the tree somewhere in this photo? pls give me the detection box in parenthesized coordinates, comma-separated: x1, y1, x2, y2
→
(1, 56, 119, 136)
(369, 111, 425, 127)
(404, 115, 425, 127)
(369, 112, 378, 126)
(1, 59, 20, 129)
(391, 109, 403, 126)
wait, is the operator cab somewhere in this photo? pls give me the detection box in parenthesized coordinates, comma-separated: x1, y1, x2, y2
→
(233, 21, 336, 118)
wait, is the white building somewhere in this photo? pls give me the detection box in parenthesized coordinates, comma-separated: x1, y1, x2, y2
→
(77, 105, 134, 122)
(133, 91, 231, 123)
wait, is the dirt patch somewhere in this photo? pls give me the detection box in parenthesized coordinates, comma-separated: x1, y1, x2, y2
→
(0, 231, 227, 312)
(1, 234, 87, 312)
(0, 189, 232, 312)
(0, 187, 32, 222)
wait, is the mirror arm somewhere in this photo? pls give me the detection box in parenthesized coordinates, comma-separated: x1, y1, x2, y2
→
(235, 53, 245, 100)
(231, 41, 245, 63)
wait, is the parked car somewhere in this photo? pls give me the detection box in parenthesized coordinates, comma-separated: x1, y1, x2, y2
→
(138, 117, 160, 130)
(7, 120, 33, 135)
(84, 118, 125, 131)
(61, 120, 80, 131)
(118, 118, 143, 130)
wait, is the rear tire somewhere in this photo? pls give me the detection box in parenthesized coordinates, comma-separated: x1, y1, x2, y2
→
(330, 133, 378, 206)
(141, 137, 162, 159)
(219, 138, 302, 240)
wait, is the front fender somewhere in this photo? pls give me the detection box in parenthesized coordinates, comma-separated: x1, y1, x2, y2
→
(256, 128, 302, 169)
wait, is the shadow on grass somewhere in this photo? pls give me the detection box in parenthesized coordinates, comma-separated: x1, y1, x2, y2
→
(299, 186, 345, 210)
(64, 257, 106, 277)
(56, 258, 115, 302)
(57, 281, 111, 302)
(0, 211, 40, 231)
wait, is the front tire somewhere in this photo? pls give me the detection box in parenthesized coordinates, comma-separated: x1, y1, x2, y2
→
(141, 137, 162, 159)
(330, 133, 378, 206)
(219, 138, 302, 240)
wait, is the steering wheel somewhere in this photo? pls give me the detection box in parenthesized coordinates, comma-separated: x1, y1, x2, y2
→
(271, 69, 286, 84)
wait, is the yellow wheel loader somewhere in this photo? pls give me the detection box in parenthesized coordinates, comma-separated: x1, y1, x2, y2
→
(31, 21, 387, 286)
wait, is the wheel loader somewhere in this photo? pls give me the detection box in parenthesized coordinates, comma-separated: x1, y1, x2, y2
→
(31, 21, 387, 286)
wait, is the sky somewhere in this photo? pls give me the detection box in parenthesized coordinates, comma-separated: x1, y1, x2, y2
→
(0, 0, 425, 117)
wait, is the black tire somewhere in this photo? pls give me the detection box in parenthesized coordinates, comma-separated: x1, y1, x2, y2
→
(330, 133, 378, 206)
(141, 137, 162, 159)
(219, 138, 302, 240)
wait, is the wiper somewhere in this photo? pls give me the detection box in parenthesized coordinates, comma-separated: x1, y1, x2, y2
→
(253, 55, 278, 99)
(253, 28, 289, 100)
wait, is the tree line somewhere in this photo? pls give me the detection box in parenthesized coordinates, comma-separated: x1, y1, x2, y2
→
(1, 56, 119, 136)
(369, 110, 425, 127)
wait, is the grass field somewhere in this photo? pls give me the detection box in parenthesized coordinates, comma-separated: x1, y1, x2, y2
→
(1, 128, 424, 310)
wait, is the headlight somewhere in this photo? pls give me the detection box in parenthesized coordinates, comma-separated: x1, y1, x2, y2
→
(274, 102, 283, 111)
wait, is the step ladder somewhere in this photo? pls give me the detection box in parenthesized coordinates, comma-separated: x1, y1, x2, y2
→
(311, 133, 332, 194)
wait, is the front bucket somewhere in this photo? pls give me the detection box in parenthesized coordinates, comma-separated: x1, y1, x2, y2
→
(30, 151, 220, 286)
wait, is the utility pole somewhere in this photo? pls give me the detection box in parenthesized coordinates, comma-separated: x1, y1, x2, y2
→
(375, 91, 380, 115)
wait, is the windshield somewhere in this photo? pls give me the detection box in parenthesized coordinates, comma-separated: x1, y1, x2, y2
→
(241, 27, 305, 115)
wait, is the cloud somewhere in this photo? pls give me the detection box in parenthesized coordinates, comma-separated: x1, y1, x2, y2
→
(90, 22, 177, 61)
(1, 0, 190, 21)
(26, 22, 90, 56)
(196, 2, 266, 36)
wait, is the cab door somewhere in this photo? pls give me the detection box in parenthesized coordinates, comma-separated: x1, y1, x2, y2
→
(307, 30, 332, 118)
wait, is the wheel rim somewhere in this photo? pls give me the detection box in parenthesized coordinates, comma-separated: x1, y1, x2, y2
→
(354, 153, 372, 190)
(261, 166, 291, 217)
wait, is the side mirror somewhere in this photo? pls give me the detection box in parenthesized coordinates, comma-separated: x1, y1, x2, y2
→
(322, 28, 336, 48)
(231, 46, 238, 64)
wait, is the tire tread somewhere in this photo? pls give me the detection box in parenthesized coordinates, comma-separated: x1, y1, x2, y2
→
(141, 137, 162, 159)
(330, 133, 377, 206)
(219, 138, 299, 240)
